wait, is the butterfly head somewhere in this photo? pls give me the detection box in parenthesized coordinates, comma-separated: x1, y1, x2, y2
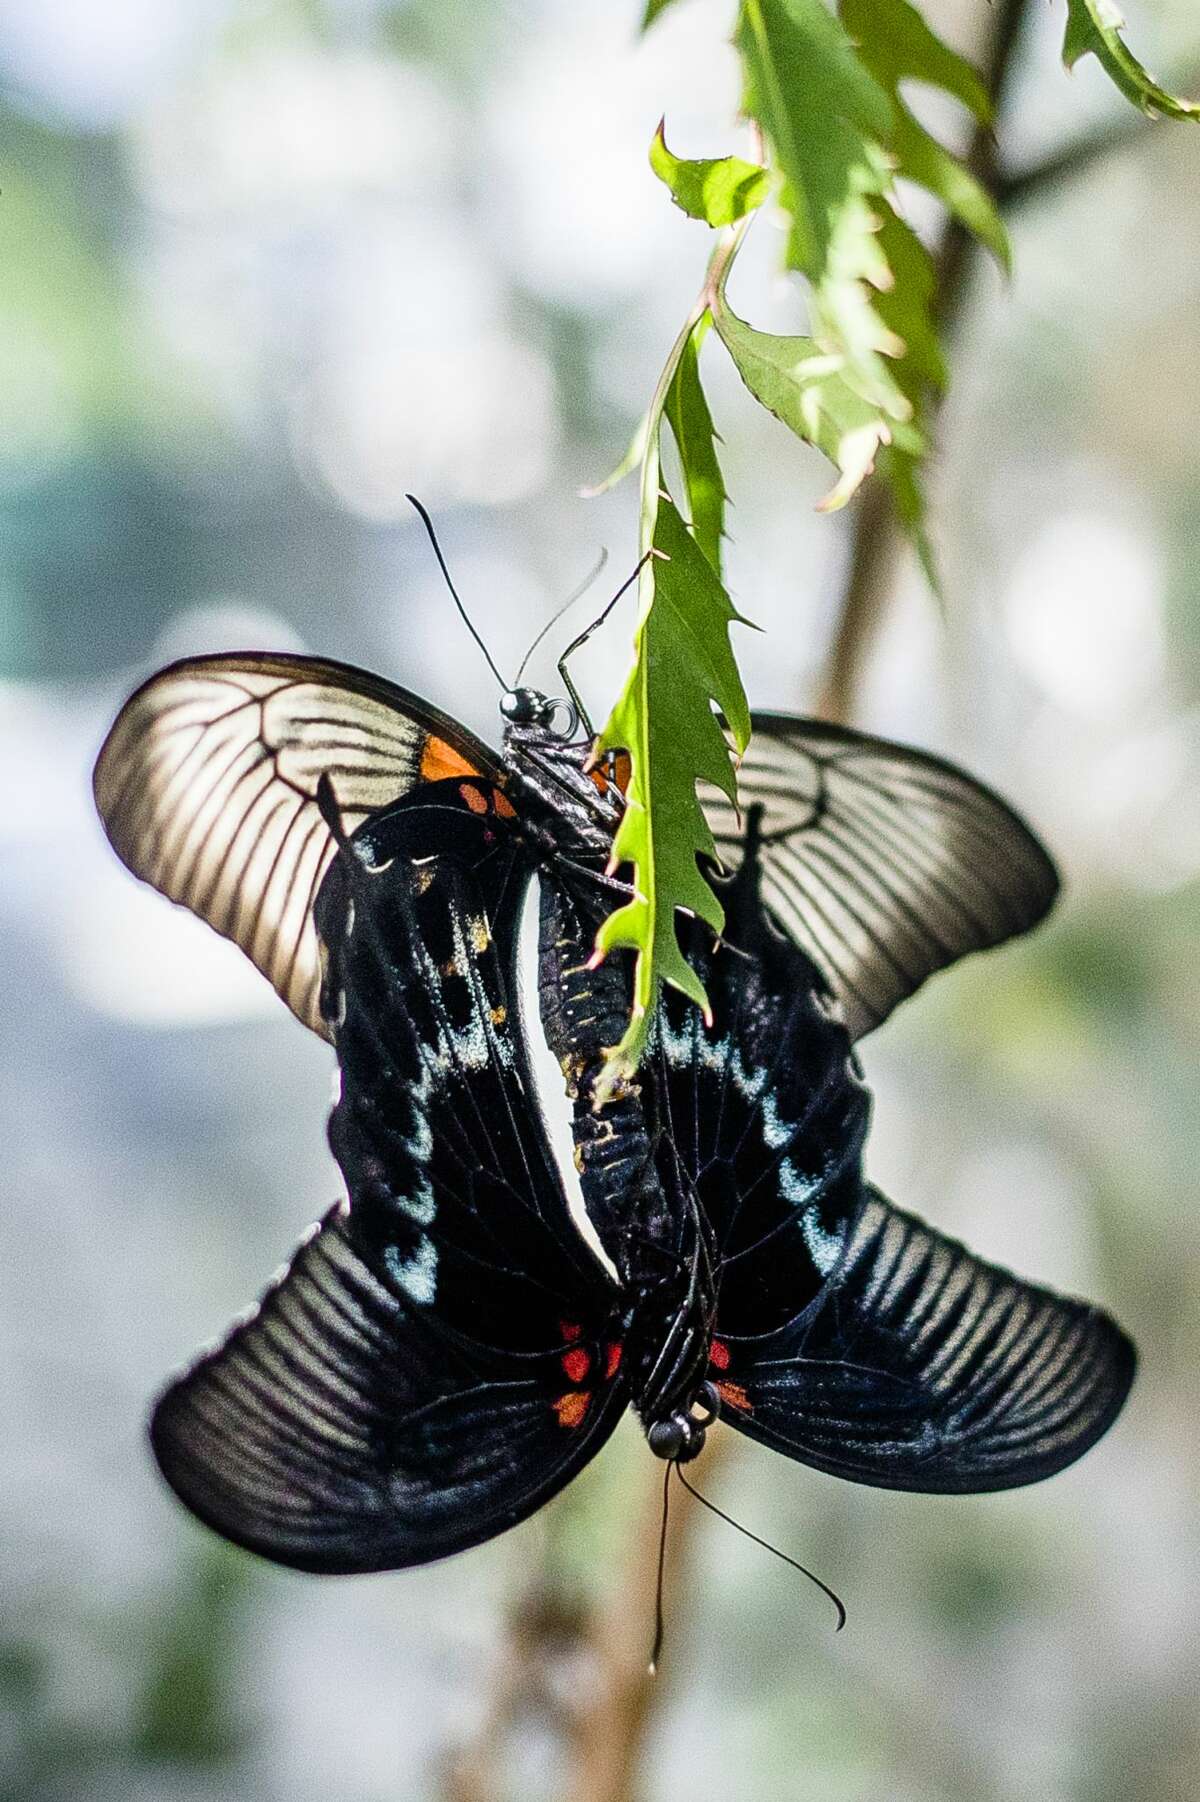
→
(646, 1380, 721, 1465)
(499, 686, 551, 726)
(499, 686, 579, 738)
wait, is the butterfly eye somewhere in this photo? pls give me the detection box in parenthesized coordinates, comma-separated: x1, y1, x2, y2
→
(499, 687, 542, 724)
(648, 1413, 707, 1463)
(647, 1417, 689, 1461)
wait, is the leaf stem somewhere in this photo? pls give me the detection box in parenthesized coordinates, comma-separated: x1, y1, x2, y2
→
(638, 220, 753, 554)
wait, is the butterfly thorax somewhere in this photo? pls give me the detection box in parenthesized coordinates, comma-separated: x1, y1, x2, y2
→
(500, 711, 623, 867)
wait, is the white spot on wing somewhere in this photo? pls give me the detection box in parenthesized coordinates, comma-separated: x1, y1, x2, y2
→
(385, 1235, 438, 1303)
(518, 877, 618, 1283)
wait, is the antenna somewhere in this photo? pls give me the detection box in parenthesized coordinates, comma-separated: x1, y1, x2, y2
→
(674, 1462, 847, 1633)
(557, 549, 658, 736)
(650, 1460, 672, 1676)
(515, 548, 609, 687)
(405, 494, 507, 690)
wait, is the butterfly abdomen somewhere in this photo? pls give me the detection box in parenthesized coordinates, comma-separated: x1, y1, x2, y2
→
(536, 880, 680, 1268)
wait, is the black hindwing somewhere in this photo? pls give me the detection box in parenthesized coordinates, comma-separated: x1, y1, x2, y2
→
(649, 873, 1134, 1493)
(151, 782, 628, 1571)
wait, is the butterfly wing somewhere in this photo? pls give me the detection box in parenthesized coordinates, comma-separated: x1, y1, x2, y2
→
(701, 714, 1059, 1038)
(93, 653, 501, 1036)
(151, 781, 629, 1571)
(650, 884, 1135, 1494)
(706, 1184, 1136, 1494)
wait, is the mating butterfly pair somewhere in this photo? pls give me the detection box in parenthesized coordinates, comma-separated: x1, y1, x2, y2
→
(93, 652, 1135, 1575)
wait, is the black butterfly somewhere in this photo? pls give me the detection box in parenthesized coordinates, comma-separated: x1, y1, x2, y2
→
(92, 652, 1135, 1573)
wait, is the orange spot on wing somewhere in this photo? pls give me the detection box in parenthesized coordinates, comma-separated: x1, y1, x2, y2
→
(715, 1379, 751, 1414)
(562, 1347, 591, 1384)
(493, 789, 517, 819)
(604, 1342, 623, 1380)
(553, 1391, 591, 1428)
(459, 783, 489, 814)
(709, 1338, 731, 1371)
(421, 736, 480, 782)
(586, 750, 633, 797)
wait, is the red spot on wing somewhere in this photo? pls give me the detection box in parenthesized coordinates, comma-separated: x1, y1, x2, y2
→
(459, 783, 489, 815)
(559, 1320, 582, 1342)
(715, 1379, 751, 1414)
(553, 1392, 591, 1429)
(562, 1347, 591, 1384)
(604, 1342, 623, 1380)
(709, 1338, 731, 1371)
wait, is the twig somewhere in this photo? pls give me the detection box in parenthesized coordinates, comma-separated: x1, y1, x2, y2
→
(441, 1578, 588, 1802)
(440, 1438, 730, 1802)
(999, 67, 1200, 210)
(566, 1439, 728, 1802)
(816, 0, 1034, 725)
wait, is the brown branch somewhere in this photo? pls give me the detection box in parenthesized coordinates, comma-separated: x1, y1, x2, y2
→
(441, 1437, 730, 1802)
(816, 0, 1034, 726)
(999, 66, 1200, 211)
(441, 1577, 588, 1802)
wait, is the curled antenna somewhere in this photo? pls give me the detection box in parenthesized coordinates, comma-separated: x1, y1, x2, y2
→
(405, 493, 508, 691)
(650, 1460, 672, 1676)
(674, 1462, 847, 1633)
(515, 547, 609, 687)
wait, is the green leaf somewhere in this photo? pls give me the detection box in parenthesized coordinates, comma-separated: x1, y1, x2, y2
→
(594, 493, 750, 1080)
(872, 209, 946, 399)
(713, 294, 922, 511)
(664, 314, 727, 571)
(736, 0, 893, 280)
(650, 121, 771, 227)
(1063, 0, 1200, 119)
(840, 0, 1009, 269)
(840, 0, 992, 121)
(736, 0, 911, 425)
(878, 440, 938, 591)
(642, 0, 682, 25)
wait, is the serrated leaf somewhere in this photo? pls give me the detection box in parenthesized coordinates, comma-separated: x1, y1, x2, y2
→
(1063, 0, 1200, 120)
(650, 122, 771, 227)
(594, 493, 750, 1080)
(878, 440, 938, 591)
(840, 0, 1010, 269)
(841, 0, 992, 122)
(872, 210, 945, 398)
(736, 0, 911, 424)
(664, 314, 727, 572)
(713, 295, 923, 510)
(736, 0, 893, 278)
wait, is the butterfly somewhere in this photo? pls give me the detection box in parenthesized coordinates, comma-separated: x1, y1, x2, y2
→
(92, 648, 1136, 1573)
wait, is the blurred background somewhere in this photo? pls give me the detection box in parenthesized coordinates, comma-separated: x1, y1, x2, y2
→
(3, 0, 1199, 1798)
